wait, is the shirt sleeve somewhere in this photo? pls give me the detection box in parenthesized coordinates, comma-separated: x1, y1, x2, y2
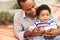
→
(14, 12, 25, 40)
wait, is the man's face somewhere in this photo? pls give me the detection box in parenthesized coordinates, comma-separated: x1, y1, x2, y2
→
(20, 0, 36, 17)
(38, 10, 50, 22)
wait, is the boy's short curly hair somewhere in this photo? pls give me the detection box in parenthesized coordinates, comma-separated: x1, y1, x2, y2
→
(36, 4, 51, 16)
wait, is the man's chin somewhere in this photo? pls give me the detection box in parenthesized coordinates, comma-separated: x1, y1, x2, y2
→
(32, 14, 36, 17)
(32, 15, 36, 17)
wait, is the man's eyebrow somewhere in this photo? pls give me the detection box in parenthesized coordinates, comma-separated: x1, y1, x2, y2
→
(32, 4, 35, 8)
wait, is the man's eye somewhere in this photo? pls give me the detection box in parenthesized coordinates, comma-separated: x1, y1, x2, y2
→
(32, 5, 35, 8)
(32, 4, 36, 8)
(26, 9, 31, 11)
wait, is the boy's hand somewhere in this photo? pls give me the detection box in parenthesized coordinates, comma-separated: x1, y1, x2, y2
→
(24, 28, 42, 38)
(30, 28, 43, 37)
(28, 27, 45, 37)
(39, 27, 45, 34)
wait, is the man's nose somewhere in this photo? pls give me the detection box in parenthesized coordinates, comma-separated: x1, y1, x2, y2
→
(32, 8, 36, 12)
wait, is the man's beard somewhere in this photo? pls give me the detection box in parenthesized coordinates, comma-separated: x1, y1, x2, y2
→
(25, 13, 36, 18)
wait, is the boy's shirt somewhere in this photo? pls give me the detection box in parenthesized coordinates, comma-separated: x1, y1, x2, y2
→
(34, 18, 57, 30)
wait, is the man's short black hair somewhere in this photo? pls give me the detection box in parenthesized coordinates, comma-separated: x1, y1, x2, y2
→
(36, 4, 51, 17)
(17, 0, 34, 8)
(17, 0, 27, 8)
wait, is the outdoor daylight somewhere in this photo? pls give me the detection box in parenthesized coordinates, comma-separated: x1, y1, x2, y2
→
(0, 0, 60, 40)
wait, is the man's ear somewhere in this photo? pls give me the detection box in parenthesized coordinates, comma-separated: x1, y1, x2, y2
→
(22, 9, 24, 10)
(22, 8, 25, 11)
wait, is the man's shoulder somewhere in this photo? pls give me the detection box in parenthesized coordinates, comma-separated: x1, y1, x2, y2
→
(15, 9, 24, 15)
(14, 9, 25, 17)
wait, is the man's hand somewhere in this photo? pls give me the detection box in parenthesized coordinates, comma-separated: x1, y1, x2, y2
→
(43, 29, 60, 38)
(30, 28, 42, 37)
(24, 28, 42, 38)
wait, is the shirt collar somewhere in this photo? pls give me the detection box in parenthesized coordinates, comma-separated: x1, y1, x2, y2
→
(22, 10, 26, 18)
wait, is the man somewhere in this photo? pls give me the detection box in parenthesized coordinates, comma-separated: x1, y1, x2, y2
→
(14, 0, 60, 40)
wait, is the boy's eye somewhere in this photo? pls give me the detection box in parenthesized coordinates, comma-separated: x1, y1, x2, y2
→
(41, 14, 50, 17)
(41, 15, 44, 17)
(46, 14, 50, 16)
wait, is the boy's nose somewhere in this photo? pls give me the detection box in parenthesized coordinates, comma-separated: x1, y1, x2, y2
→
(44, 16, 48, 19)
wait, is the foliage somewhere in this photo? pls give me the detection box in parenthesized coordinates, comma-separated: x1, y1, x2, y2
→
(12, 3, 21, 9)
(0, 11, 14, 25)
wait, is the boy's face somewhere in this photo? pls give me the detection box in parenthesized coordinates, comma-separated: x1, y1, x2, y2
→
(38, 10, 50, 22)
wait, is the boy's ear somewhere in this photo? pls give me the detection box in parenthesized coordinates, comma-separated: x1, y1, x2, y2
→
(38, 16, 40, 18)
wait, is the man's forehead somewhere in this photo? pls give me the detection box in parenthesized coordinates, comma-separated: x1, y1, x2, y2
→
(26, 0, 34, 2)
(20, 0, 34, 5)
(20, 0, 34, 3)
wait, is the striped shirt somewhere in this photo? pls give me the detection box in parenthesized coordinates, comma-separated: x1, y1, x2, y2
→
(34, 18, 57, 30)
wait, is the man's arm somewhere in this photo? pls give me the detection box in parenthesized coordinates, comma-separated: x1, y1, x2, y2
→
(14, 14, 26, 40)
(14, 13, 42, 40)
(43, 18, 60, 38)
(43, 13, 60, 38)
(24, 27, 43, 38)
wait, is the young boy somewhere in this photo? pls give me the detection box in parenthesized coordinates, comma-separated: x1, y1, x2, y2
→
(29, 4, 57, 40)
